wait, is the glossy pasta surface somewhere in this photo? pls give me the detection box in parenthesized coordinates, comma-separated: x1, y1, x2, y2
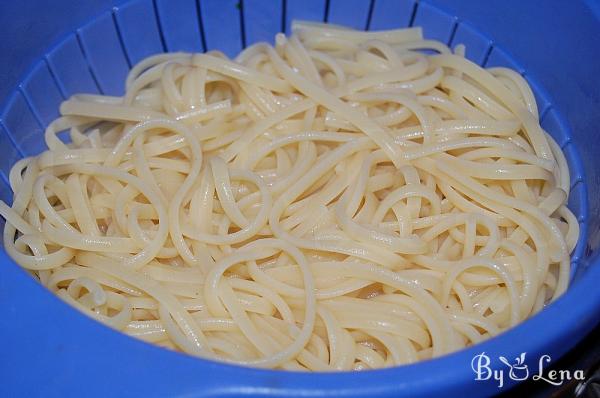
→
(0, 23, 578, 371)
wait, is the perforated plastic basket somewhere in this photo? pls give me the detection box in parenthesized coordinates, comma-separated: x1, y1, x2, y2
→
(0, 0, 599, 397)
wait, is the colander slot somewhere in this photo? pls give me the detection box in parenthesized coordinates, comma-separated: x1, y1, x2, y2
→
(0, 123, 20, 185)
(564, 143, 585, 189)
(1, 92, 44, 157)
(46, 35, 100, 97)
(326, 0, 372, 30)
(569, 179, 586, 218)
(243, 0, 283, 46)
(113, 0, 164, 65)
(77, 12, 130, 95)
(368, 0, 415, 30)
(411, 1, 457, 44)
(111, 12, 133, 69)
(283, 0, 327, 33)
(20, 62, 64, 127)
(542, 108, 571, 149)
(449, 21, 492, 65)
(198, 0, 244, 57)
(365, 0, 375, 30)
(0, 176, 11, 204)
(484, 45, 526, 74)
(154, 0, 204, 53)
(574, 234, 587, 273)
(521, 73, 553, 117)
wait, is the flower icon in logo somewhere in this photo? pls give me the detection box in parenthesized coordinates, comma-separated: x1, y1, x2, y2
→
(499, 352, 529, 381)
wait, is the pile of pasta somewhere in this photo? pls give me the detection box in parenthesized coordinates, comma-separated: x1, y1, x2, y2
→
(0, 22, 579, 370)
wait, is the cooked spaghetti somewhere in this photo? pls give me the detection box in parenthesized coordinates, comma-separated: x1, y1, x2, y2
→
(0, 22, 579, 370)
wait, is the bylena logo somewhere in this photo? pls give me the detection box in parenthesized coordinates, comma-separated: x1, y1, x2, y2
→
(471, 352, 585, 388)
(498, 352, 528, 381)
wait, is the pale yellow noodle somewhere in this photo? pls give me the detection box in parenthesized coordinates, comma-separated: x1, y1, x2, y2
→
(0, 22, 579, 371)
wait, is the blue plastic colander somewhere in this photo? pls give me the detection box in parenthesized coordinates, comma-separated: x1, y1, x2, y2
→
(0, 0, 599, 396)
